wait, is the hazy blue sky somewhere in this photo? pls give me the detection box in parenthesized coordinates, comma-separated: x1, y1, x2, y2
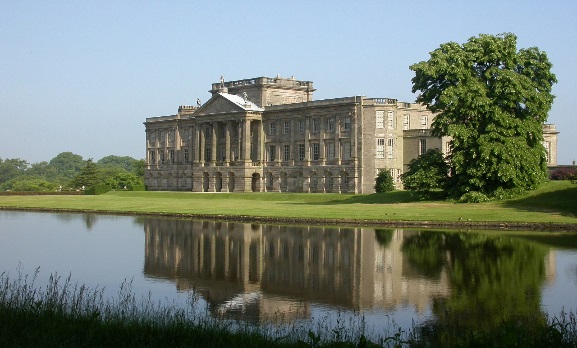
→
(2, 1, 576, 164)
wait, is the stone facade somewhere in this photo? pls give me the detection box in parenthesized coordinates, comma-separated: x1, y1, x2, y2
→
(144, 76, 559, 193)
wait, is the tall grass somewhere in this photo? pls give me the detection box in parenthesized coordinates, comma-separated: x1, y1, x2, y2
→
(1, 269, 577, 347)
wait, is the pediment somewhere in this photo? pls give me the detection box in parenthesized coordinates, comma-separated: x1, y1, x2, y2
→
(194, 93, 263, 117)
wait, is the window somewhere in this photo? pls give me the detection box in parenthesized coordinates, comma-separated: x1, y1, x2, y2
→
(312, 119, 319, 132)
(387, 111, 394, 129)
(183, 149, 189, 164)
(269, 145, 276, 161)
(160, 131, 165, 142)
(312, 143, 320, 160)
(160, 152, 165, 164)
(342, 142, 351, 160)
(298, 144, 305, 161)
(389, 169, 396, 183)
(269, 122, 276, 135)
(387, 138, 394, 159)
(169, 149, 175, 164)
(220, 147, 226, 162)
(376, 111, 385, 129)
(343, 116, 351, 130)
(403, 114, 410, 130)
(220, 125, 226, 138)
(327, 117, 335, 132)
(232, 146, 239, 161)
(284, 144, 290, 161)
(445, 142, 452, 155)
(342, 175, 349, 188)
(205, 146, 212, 162)
(326, 142, 335, 160)
(419, 139, 427, 155)
(420, 115, 428, 129)
(377, 138, 385, 158)
(298, 120, 305, 133)
(149, 150, 156, 164)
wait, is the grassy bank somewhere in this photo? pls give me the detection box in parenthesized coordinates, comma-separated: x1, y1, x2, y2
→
(1, 181, 576, 228)
(1, 270, 576, 347)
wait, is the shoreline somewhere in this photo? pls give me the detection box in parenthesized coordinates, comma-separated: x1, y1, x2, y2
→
(2, 206, 577, 232)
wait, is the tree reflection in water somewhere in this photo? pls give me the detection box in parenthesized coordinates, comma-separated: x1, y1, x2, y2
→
(402, 231, 548, 331)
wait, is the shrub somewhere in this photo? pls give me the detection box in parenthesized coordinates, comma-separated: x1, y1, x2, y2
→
(374, 169, 395, 193)
(458, 191, 490, 203)
(550, 167, 577, 180)
(85, 184, 112, 195)
(129, 185, 146, 191)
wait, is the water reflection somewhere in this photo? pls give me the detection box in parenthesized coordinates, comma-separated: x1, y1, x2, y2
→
(1, 210, 571, 335)
(143, 218, 555, 329)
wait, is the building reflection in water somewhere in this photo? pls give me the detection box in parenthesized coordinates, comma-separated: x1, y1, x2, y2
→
(143, 219, 456, 323)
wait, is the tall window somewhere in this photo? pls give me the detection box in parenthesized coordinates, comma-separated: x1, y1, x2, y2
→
(343, 116, 351, 130)
(387, 111, 394, 129)
(284, 121, 290, 134)
(284, 144, 290, 161)
(149, 150, 156, 164)
(205, 146, 211, 162)
(298, 144, 305, 161)
(183, 149, 189, 164)
(232, 146, 239, 161)
(312, 119, 319, 132)
(326, 142, 335, 160)
(312, 143, 320, 160)
(376, 111, 385, 129)
(269, 145, 276, 161)
(342, 142, 351, 160)
(220, 147, 226, 162)
(403, 114, 410, 130)
(419, 139, 427, 155)
(269, 122, 276, 135)
(420, 115, 428, 129)
(327, 117, 335, 132)
(160, 152, 165, 164)
(169, 149, 175, 164)
(298, 120, 305, 133)
(387, 138, 394, 159)
(377, 138, 385, 158)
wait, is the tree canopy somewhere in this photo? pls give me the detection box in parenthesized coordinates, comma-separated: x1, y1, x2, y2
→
(410, 33, 557, 198)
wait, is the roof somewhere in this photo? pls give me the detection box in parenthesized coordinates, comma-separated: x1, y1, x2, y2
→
(218, 92, 264, 111)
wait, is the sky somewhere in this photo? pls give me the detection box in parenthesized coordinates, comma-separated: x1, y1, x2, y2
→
(1, 1, 576, 165)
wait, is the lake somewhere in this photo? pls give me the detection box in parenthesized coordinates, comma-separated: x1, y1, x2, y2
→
(1, 210, 576, 339)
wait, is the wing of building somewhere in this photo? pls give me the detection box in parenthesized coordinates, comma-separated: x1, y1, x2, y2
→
(144, 76, 559, 193)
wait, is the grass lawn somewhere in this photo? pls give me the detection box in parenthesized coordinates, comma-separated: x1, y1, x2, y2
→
(0, 181, 576, 226)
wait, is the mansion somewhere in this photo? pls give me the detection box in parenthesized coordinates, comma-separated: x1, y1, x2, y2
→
(144, 75, 558, 193)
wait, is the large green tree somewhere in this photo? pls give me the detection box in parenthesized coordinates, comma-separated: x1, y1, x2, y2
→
(410, 33, 557, 198)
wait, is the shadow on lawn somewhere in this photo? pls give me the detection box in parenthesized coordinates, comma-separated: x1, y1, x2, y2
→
(503, 184, 577, 218)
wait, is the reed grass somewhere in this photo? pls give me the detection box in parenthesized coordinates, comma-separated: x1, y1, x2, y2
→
(1, 269, 576, 347)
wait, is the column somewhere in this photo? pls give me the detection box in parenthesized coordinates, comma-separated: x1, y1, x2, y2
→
(225, 121, 231, 165)
(211, 122, 217, 165)
(304, 116, 310, 165)
(243, 119, 251, 163)
(335, 116, 341, 165)
(199, 125, 205, 165)
(319, 115, 325, 165)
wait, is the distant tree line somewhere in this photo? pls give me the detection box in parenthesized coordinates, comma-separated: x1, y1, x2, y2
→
(0, 152, 145, 192)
